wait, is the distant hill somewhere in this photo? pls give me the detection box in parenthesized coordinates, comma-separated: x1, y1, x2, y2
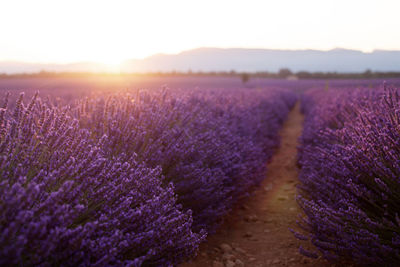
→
(120, 48, 400, 73)
(1, 48, 400, 74)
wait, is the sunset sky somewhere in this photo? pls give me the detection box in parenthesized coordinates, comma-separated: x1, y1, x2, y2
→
(1, 0, 399, 65)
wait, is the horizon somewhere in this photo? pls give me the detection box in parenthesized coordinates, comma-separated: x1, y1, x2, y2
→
(2, 47, 400, 74)
(1, 46, 398, 65)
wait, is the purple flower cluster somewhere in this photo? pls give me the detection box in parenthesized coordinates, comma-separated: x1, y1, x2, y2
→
(296, 85, 400, 266)
(0, 92, 203, 266)
(75, 89, 296, 232)
(0, 88, 295, 266)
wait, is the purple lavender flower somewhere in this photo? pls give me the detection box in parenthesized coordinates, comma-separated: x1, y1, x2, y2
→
(0, 87, 296, 266)
(296, 85, 400, 266)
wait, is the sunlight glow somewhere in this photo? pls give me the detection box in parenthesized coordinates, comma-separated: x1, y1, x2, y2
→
(0, 0, 399, 65)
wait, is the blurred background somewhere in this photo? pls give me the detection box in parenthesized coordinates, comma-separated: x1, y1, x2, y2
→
(0, 0, 399, 94)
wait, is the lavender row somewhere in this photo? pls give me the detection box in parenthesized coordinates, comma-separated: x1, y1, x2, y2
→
(0, 88, 296, 266)
(74, 89, 297, 233)
(296, 85, 400, 266)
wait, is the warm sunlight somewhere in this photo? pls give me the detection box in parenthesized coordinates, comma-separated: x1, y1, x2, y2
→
(1, 0, 400, 65)
(2, 0, 400, 266)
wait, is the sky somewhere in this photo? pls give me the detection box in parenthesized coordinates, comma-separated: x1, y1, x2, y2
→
(0, 0, 399, 65)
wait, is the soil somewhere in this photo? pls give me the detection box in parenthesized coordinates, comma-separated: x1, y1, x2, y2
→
(181, 103, 335, 267)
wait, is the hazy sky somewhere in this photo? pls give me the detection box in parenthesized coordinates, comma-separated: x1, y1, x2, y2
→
(1, 0, 399, 64)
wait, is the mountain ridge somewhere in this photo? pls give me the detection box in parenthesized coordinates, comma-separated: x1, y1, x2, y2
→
(1, 48, 400, 74)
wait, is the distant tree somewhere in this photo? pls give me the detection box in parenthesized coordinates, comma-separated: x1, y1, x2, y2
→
(278, 68, 292, 79)
(363, 69, 372, 78)
(241, 73, 250, 84)
(296, 71, 311, 79)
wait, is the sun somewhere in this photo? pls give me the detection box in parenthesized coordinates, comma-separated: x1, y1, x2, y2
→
(94, 53, 127, 73)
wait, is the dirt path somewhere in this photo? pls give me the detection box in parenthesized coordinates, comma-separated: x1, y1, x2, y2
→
(181, 103, 333, 267)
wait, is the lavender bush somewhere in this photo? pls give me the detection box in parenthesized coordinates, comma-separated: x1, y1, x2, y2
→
(296, 85, 400, 266)
(0, 93, 202, 266)
(0, 87, 295, 266)
(75, 89, 296, 232)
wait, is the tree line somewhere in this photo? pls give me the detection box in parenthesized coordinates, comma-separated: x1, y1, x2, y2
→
(0, 69, 399, 80)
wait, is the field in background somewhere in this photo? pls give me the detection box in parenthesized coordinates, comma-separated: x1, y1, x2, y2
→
(1, 75, 399, 101)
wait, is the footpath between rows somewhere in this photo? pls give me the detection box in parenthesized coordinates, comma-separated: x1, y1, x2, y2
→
(181, 103, 333, 267)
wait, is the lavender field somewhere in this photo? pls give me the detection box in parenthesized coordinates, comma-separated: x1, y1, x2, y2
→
(0, 76, 397, 101)
(3, 0, 400, 265)
(0, 76, 297, 266)
(1, 76, 400, 266)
